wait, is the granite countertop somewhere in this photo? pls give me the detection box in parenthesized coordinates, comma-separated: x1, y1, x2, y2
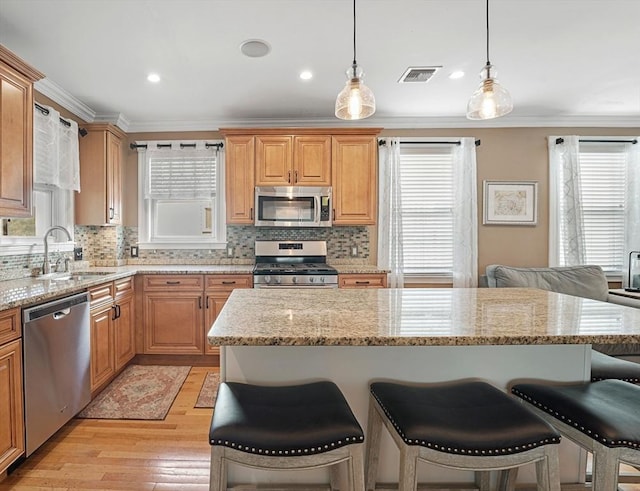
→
(331, 264, 389, 274)
(208, 287, 640, 347)
(0, 264, 254, 310)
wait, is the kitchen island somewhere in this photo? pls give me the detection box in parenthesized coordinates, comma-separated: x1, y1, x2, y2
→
(208, 287, 640, 487)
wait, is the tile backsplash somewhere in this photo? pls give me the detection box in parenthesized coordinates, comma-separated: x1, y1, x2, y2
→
(0, 224, 372, 279)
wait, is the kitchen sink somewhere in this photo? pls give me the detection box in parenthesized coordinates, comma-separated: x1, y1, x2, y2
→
(37, 272, 113, 282)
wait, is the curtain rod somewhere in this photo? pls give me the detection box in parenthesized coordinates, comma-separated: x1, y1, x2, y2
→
(129, 142, 224, 150)
(555, 137, 638, 145)
(35, 102, 87, 137)
(378, 139, 481, 146)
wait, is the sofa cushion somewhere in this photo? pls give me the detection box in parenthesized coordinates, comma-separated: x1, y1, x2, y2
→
(486, 264, 609, 302)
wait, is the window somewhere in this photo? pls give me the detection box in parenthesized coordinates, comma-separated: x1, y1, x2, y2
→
(399, 144, 455, 278)
(550, 137, 638, 277)
(137, 141, 226, 249)
(0, 104, 75, 256)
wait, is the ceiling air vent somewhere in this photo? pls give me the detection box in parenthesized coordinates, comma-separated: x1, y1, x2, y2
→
(398, 66, 442, 83)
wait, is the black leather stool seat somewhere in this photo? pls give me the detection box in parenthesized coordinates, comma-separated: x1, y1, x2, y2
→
(370, 380, 560, 456)
(209, 381, 364, 456)
(512, 380, 640, 449)
(591, 351, 640, 383)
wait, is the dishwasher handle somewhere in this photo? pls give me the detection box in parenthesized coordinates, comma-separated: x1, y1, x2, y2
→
(53, 308, 71, 320)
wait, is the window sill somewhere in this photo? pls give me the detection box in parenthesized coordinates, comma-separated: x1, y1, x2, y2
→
(0, 242, 75, 257)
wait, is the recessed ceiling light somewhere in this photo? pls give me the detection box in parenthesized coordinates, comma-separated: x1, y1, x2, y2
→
(299, 71, 313, 80)
(449, 71, 465, 80)
(240, 39, 271, 58)
(147, 73, 161, 83)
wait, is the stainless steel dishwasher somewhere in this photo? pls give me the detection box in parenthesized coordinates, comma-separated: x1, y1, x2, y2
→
(22, 292, 91, 456)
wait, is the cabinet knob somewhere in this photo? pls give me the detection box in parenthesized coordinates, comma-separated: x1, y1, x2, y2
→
(109, 207, 115, 220)
(294, 170, 298, 183)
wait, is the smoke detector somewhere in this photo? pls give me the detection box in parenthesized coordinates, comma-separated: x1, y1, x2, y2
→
(398, 66, 442, 83)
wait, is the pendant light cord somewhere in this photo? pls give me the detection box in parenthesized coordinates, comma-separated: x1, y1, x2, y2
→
(485, 0, 491, 67)
(352, 0, 357, 71)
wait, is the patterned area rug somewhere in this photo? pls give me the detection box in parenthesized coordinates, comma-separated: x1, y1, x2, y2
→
(77, 365, 191, 420)
(195, 372, 220, 408)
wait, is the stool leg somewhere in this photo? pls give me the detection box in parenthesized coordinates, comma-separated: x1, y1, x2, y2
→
(330, 462, 341, 491)
(475, 470, 491, 491)
(535, 446, 560, 491)
(592, 446, 620, 491)
(349, 444, 366, 491)
(497, 467, 518, 491)
(365, 396, 383, 491)
(209, 446, 226, 491)
(398, 446, 419, 491)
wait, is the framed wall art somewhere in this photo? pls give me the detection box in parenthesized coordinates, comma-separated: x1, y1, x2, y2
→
(483, 180, 538, 226)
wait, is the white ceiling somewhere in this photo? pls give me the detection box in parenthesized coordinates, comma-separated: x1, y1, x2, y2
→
(1, 0, 639, 132)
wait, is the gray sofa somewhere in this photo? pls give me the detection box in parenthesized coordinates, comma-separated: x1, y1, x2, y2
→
(484, 264, 640, 358)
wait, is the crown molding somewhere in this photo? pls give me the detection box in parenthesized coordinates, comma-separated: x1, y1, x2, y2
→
(28, 81, 640, 133)
(34, 78, 96, 123)
(93, 112, 131, 132)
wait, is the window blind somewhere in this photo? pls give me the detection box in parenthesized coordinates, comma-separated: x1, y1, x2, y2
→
(399, 145, 454, 276)
(577, 144, 626, 272)
(146, 148, 217, 199)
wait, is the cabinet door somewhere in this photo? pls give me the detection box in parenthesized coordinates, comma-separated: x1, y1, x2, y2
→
(114, 294, 135, 371)
(0, 63, 32, 217)
(90, 303, 115, 393)
(204, 292, 230, 356)
(225, 136, 255, 224)
(144, 292, 204, 354)
(293, 135, 331, 186)
(106, 131, 122, 224)
(331, 136, 377, 225)
(0, 339, 24, 473)
(255, 135, 293, 186)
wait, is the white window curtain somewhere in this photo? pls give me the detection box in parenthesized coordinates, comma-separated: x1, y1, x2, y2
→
(33, 105, 80, 192)
(624, 140, 640, 287)
(452, 138, 478, 287)
(377, 138, 404, 288)
(548, 136, 584, 266)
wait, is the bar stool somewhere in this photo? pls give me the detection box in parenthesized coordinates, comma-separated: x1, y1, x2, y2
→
(590, 350, 640, 383)
(366, 380, 561, 491)
(209, 380, 365, 491)
(512, 379, 640, 490)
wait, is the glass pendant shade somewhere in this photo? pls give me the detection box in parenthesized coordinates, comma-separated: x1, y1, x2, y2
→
(335, 65, 376, 120)
(466, 64, 512, 120)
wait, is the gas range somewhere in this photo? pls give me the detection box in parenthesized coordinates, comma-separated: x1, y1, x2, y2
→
(253, 241, 338, 288)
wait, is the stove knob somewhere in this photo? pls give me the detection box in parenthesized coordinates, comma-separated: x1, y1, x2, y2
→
(320, 276, 325, 283)
(309, 276, 315, 283)
(264, 275, 271, 284)
(292, 276, 298, 284)
(275, 276, 281, 284)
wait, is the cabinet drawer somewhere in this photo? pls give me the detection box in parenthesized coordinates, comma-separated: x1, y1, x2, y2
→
(0, 307, 21, 345)
(114, 276, 134, 298)
(143, 274, 204, 290)
(88, 282, 115, 307)
(205, 274, 253, 290)
(338, 274, 388, 288)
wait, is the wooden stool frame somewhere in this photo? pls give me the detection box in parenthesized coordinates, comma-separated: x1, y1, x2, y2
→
(365, 393, 561, 491)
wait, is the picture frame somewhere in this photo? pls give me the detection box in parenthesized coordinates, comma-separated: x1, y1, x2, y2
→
(483, 180, 538, 226)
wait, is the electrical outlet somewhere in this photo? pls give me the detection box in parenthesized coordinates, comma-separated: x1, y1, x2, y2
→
(73, 247, 83, 260)
(130, 246, 138, 258)
(351, 245, 358, 257)
(227, 246, 234, 257)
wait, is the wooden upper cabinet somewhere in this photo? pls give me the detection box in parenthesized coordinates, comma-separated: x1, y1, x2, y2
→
(76, 123, 125, 225)
(293, 135, 331, 186)
(255, 135, 331, 186)
(332, 135, 378, 225)
(0, 46, 44, 218)
(225, 135, 255, 224)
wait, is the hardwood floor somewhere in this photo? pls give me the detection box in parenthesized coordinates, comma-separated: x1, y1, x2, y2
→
(1, 367, 216, 490)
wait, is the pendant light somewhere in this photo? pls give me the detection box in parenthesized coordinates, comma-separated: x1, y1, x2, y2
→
(335, 0, 375, 120)
(466, 0, 513, 120)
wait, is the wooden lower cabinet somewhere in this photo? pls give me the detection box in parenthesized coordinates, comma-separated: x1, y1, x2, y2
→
(89, 277, 136, 394)
(205, 275, 253, 355)
(143, 274, 252, 355)
(0, 337, 24, 474)
(338, 273, 388, 288)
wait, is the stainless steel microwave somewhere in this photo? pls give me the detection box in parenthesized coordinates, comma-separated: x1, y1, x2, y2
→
(254, 186, 332, 227)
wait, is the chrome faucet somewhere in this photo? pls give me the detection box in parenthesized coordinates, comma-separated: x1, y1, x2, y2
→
(42, 226, 73, 275)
